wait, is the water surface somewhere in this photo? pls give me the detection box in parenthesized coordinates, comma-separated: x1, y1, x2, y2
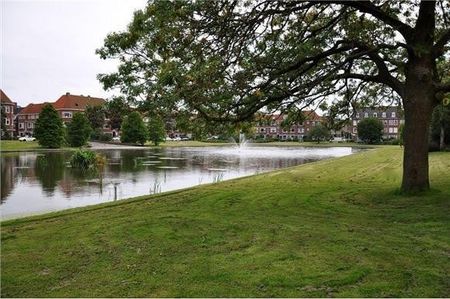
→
(1, 146, 358, 219)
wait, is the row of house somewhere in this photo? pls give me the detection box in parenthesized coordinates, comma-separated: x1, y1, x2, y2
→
(254, 107, 404, 141)
(255, 111, 323, 141)
(1, 90, 115, 138)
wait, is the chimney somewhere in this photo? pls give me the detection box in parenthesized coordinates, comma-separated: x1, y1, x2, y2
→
(66, 92, 70, 96)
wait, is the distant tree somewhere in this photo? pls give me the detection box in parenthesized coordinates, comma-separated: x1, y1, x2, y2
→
(308, 124, 330, 144)
(430, 104, 450, 151)
(85, 105, 105, 139)
(105, 97, 130, 131)
(1, 108, 11, 139)
(67, 113, 92, 147)
(147, 114, 166, 146)
(357, 118, 384, 144)
(34, 104, 65, 148)
(120, 111, 148, 145)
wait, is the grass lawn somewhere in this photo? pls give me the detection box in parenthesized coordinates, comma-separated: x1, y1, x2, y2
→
(1, 147, 449, 297)
(0, 140, 42, 152)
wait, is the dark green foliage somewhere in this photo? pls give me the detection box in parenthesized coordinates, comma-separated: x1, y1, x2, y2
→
(430, 104, 450, 150)
(34, 104, 65, 148)
(70, 149, 97, 170)
(85, 105, 105, 133)
(147, 114, 166, 145)
(308, 124, 330, 143)
(120, 111, 148, 145)
(67, 113, 92, 147)
(357, 118, 384, 144)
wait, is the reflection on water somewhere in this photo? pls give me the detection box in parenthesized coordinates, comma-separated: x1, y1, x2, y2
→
(0, 146, 359, 219)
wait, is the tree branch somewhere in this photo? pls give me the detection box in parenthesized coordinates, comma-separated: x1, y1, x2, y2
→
(331, 1, 414, 41)
(433, 28, 450, 57)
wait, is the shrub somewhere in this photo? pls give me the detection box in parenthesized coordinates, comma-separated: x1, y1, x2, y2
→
(70, 149, 97, 170)
(357, 118, 384, 144)
(34, 104, 65, 148)
(67, 113, 92, 147)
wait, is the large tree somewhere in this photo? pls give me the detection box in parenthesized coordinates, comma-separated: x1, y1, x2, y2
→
(97, 0, 450, 192)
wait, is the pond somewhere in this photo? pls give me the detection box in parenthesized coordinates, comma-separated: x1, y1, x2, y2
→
(1, 146, 359, 219)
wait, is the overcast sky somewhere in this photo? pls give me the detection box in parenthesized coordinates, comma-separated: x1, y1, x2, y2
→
(1, 0, 148, 106)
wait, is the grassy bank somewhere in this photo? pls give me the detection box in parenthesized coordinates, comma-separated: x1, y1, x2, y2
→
(1, 147, 449, 297)
(0, 140, 42, 152)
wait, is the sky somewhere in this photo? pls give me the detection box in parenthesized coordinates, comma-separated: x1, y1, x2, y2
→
(1, 0, 148, 106)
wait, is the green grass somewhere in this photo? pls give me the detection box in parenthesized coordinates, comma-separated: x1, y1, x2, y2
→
(0, 141, 75, 152)
(1, 147, 449, 297)
(0, 140, 42, 152)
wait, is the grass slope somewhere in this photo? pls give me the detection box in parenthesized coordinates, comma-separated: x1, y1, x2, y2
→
(1, 147, 449, 297)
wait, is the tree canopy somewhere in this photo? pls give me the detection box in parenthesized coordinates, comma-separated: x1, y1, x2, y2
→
(97, 0, 450, 192)
(120, 111, 148, 145)
(67, 113, 92, 147)
(34, 104, 65, 148)
(357, 117, 384, 144)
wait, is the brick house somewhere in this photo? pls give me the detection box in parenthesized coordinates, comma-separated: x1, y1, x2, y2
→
(255, 111, 323, 141)
(16, 93, 107, 137)
(351, 106, 404, 140)
(1, 89, 18, 137)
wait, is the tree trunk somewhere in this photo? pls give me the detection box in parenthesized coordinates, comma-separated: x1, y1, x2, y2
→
(401, 59, 436, 193)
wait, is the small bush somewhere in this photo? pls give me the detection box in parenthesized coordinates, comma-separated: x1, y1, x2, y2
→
(70, 149, 97, 170)
(98, 133, 113, 142)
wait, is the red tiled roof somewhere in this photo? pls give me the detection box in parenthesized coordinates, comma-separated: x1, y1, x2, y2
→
(18, 103, 52, 115)
(53, 93, 105, 110)
(0, 89, 14, 104)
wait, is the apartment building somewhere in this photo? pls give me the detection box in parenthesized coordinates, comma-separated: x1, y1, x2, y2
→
(17, 93, 106, 137)
(255, 111, 323, 141)
(1, 89, 17, 137)
(351, 106, 404, 140)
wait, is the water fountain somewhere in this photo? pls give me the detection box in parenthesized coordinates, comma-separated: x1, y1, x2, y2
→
(230, 131, 249, 151)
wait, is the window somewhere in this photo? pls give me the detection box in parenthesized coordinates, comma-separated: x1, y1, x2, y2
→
(260, 128, 265, 132)
(353, 120, 357, 126)
(270, 127, 277, 133)
(389, 127, 394, 133)
(356, 113, 360, 118)
(364, 112, 369, 118)
(382, 112, 386, 118)
(373, 112, 377, 118)
(5, 106, 10, 113)
(353, 127, 357, 133)
(391, 112, 396, 118)
(393, 127, 398, 133)
(5, 118, 10, 125)
(299, 128, 304, 133)
(63, 112, 72, 118)
(27, 122, 33, 128)
(19, 123, 24, 129)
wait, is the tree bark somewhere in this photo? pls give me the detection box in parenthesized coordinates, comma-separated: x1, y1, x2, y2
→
(401, 59, 436, 193)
